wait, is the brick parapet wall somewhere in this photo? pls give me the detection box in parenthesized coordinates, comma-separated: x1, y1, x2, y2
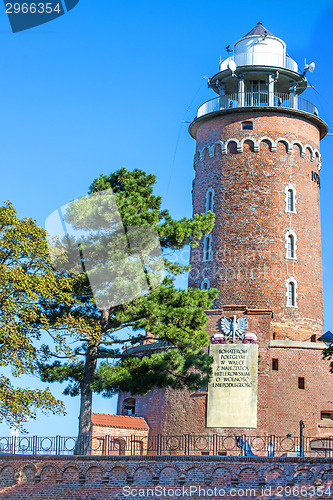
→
(2, 454, 333, 499)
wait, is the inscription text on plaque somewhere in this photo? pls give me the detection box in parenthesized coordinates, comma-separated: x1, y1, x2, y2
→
(206, 343, 258, 428)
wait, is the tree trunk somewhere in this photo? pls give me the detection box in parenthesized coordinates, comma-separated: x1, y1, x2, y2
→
(74, 341, 99, 455)
(75, 310, 108, 455)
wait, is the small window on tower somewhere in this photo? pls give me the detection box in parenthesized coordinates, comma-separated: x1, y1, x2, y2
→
(285, 232, 296, 259)
(321, 412, 333, 420)
(201, 278, 210, 290)
(288, 282, 295, 306)
(203, 235, 212, 262)
(272, 359, 279, 371)
(205, 188, 215, 214)
(285, 184, 296, 213)
(287, 189, 294, 211)
(122, 398, 136, 416)
(298, 377, 305, 390)
(286, 279, 297, 307)
(242, 121, 253, 130)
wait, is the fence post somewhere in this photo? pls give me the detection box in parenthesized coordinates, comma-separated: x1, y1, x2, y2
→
(299, 420, 305, 457)
(32, 436, 37, 455)
(55, 435, 61, 455)
(213, 434, 217, 456)
(242, 434, 247, 457)
(10, 436, 15, 455)
(156, 434, 161, 455)
(267, 435, 275, 457)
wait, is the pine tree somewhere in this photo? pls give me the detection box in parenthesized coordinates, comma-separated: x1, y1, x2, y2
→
(39, 168, 217, 447)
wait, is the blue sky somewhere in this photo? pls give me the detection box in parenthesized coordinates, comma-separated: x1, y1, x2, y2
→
(1, 0, 333, 437)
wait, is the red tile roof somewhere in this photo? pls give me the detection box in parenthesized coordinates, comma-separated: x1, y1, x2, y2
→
(91, 413, 149, 430)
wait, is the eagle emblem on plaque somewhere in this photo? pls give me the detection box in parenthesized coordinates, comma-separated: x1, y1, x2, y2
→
(212, 315, 257, 344)
(220, 315, 248, 343)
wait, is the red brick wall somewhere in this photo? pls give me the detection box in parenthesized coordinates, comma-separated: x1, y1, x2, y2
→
(2, 454, 333, 499)
(116, 309, 333, 439)
(117, 388, 168, 436)
(91, 425, 149, 456)
(127, 308, 273, 437)
(268, 343, 333, 436)
(189, 111, 323, 341)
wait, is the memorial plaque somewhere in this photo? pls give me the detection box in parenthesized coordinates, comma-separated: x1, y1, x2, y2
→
(206, 343, 258, 428)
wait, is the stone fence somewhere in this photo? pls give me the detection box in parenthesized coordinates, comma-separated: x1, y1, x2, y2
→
(1, 454, 333, 499)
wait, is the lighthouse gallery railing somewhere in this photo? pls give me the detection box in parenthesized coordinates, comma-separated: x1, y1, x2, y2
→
(197, 92, 318, 119)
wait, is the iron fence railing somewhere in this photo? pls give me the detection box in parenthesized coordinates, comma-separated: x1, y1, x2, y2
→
(1, 434, 333, 457)
(196, 93, 319, 118)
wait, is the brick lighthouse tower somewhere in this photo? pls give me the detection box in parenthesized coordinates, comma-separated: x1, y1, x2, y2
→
(116, 24, 333, 449)
(188, 22, 326, 342)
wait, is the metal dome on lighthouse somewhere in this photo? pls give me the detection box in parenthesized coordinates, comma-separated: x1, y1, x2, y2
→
(190, 22, 326, 139)
(223, 22, 294, 72)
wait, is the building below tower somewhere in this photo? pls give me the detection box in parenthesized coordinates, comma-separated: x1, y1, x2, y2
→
(117, 307, 333, 443)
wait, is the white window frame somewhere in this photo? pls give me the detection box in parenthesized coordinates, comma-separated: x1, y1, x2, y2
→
(285, 230, 297, 260)
(201, 278, 210, 290)
(285, 277, 297, 308)
(203, 235, 212, 262)
(285, 184, 296, 213)
(205, 188, 215, 214)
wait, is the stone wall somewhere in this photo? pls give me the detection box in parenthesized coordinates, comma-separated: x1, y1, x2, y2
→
(1, 454, 333, 499)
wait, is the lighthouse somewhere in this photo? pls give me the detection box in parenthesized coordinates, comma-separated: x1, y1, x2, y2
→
(116, 24, 333, 449)
(188, 22, 327, 342)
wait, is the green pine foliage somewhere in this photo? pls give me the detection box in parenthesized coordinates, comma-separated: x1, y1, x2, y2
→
(38, 168, 218, 439)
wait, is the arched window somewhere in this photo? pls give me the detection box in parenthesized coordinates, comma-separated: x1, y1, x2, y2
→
(285, 231, 297, 259)
(122, 398, 136, 416)
(287, 235, 294, 258)
(288, 281, 295, 306)
(205, 188, 214, 214)
(203, 235, 212, 262)
(287, 189, 294, 211)
(286, 278, 297, 307)
(285, 184, 296, 213)
(201, 278, 210, 290)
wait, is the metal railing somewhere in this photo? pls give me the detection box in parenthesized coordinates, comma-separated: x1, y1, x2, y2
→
(1, 434, 333, 457)
(220, 53, 298, 72)
(196, 92, 319, 118)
